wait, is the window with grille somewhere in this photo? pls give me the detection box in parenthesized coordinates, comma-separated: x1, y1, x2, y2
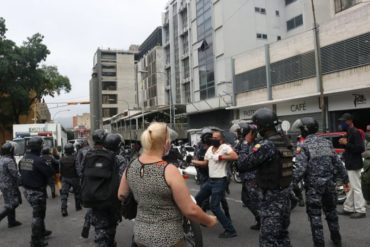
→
(334, 0, 358, 13)
(285, 0, 297, 5)
(287, 14, 303, 31)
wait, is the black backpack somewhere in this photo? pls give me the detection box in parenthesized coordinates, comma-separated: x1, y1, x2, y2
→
(81, 148, 119, 209)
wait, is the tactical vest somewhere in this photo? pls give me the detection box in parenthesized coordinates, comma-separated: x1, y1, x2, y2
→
(257, 133, 293, 190)
(60, 155, 78, 178)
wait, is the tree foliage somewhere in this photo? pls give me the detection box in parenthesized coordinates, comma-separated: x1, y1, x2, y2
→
(0, 17, 71, 126)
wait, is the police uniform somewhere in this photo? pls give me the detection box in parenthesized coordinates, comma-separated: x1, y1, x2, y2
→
(239, 133, 293, 247)
(60, 153, 81, 214)
(41, 153, 59, 198)
(0, 155, 22, 227)
(294, 134, 349, 246)
(83, 146, 121, 247)
(237, 141, 260, 228)
(19, 151, 54, 246)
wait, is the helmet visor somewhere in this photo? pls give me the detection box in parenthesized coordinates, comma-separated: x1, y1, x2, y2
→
(291, 119, 304, 132)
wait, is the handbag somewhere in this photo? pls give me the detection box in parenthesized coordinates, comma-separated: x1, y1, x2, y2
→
(121, 161, 138, 220)
(121, 191, 137, 220)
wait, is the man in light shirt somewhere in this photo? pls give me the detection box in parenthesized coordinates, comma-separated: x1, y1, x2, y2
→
(192, 130, 238, 238)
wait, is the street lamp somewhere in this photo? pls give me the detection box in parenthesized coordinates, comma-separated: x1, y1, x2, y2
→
(52, 109, 70, 122)
(138, 69, 173, 127)
(118, 99, 132, 142)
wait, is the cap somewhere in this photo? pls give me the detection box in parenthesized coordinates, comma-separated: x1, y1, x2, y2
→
(338, 113, 353, 121)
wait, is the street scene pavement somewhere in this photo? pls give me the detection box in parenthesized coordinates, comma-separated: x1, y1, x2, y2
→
(1, 179, 370, 247)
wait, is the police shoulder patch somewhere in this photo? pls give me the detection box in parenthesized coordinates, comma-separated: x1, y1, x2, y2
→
(252, 144, 261, 153)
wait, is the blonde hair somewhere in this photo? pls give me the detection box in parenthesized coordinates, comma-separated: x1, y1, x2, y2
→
(141, 122, 170, 152)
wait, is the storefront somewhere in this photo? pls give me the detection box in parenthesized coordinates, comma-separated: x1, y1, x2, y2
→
(328, 89, 370, 131)
(276, 97, 323, 130)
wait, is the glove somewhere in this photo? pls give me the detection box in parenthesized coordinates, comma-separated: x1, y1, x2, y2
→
(186, 155, 193, 163)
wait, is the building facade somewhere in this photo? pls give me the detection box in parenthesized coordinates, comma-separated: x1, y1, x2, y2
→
(90, 47, 138, 131)
(230, 1, 370, 131)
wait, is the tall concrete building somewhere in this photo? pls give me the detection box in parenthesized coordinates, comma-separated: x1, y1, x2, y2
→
(230, 1, 370, 131)
(162, 0, 192, 113)
(163, 0, 359, 130)
(90, 47, 138, 131)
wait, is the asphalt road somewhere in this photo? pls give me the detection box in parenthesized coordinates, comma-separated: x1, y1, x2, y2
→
(1, 179, 370, 247)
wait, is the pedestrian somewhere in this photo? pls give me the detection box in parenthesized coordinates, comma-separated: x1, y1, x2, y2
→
(40, 147, 59, 199)
(292, 117, 350, 247)
(238, 108, 293, 247)
(19, 136, 54, 247)
(193, 128, 231, 219)
(81, 129, 121, 247)
(337, 113, 367, 218)
(0, 142, 22, 228)
(192, 130, 238, 238)
(60, 143, 82, 217)
(118, 122, 217, 247)
(235, 123, 261, 230)
(361, 133, 370, 206)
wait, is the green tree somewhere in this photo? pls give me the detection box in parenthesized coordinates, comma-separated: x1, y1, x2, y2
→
(0, 17, 71, 127)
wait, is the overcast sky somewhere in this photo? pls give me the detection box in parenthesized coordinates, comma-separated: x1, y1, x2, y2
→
(1, 0, 168, 127)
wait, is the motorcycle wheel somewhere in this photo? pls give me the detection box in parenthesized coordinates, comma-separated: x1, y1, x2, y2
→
(232, 168, 242, 183)
(183, 218, 203, 247)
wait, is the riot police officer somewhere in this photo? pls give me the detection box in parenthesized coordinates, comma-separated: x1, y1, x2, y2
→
(292, 117, 350, 247)
(104, 133, 129, 177)
(238, 108, 293, 246)
(60, 143, 81, 217)
(0, 142, 22, 228)
(81, 129, 120, 246)
(41, 147, 59, 199)
(19, 137, 54, 247)
(235, 123, 260, 230)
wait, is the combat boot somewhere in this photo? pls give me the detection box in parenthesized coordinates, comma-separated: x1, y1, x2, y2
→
(0, 208, 11, 222)
(75, 201, 82, 211)
(7, 209, 22, 228)
(81, 225, 90, 238)
(61, 208, 68, 217)
(330, 231, 342, 247)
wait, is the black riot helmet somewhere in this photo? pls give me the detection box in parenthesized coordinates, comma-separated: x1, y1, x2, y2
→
(64, 143, 75, 155)
(92, 129, 107, 145)
(41, 146, 51, 155)
(200, 128, 213, 145)
(230, 122, 257, 140)
(292, 117, 319, 138)
(104, 133, 123, 153)
(252, 108, 279, 137)
(1, 142, 15, 156)
(28, 136, 44, 153)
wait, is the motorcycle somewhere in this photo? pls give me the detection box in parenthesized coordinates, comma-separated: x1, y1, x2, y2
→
(177, 163, 203, 247)
(230, 161, 242, 183)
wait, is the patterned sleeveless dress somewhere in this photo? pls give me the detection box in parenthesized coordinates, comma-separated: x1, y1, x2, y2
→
(127, 159, 183, 247)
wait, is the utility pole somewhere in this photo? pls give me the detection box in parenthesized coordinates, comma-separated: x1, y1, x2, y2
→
(311, 0, 326, 131)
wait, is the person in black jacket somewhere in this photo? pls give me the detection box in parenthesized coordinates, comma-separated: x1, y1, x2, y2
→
(337, 113, 367, 218)
(60, 143, 81, 217)
(19, 137, 54, 247)
(41, 147, 59, 199)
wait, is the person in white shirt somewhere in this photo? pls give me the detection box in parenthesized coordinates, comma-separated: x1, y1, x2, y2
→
(192, 130, 238, 238)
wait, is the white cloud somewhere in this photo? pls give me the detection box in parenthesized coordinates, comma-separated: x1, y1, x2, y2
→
(1, 0, 168, 127)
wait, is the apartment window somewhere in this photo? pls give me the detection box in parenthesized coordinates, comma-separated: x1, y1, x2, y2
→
(101, 53, 116, 60)
(334, 0, 358, 13)
(102, 94, 117, 104)
(183, 58, 190, 79)
(102, 81, 117, 91)
(276, 10, 280, 16)
(287, 14, 303, 31)
(102, 108, 118, 118)
(256, 33, 268, 40)
(182, 34, 189, 54)
(277, 36, 282, 41)
(255, 7, 266, 14)
(102, 65, 116, 69)
(102, 71, 116, 77)
(285, 0, 297, 5)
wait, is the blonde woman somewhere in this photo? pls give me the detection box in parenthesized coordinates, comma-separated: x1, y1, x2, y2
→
(118, 122, 217, 247)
